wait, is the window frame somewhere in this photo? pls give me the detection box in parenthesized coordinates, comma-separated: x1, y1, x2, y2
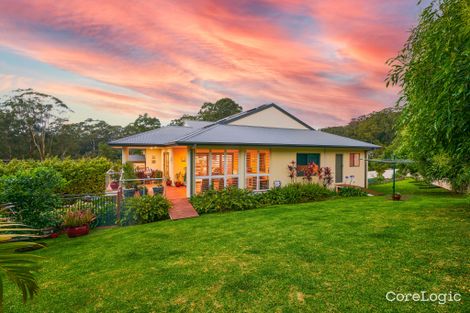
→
(349, 153, 360, 167)
(296, 153, 320, 176)
(245, 149, 270, 191)
(195, 148, 239, 193)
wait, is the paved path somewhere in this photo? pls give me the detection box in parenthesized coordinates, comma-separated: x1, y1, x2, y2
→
(165, 187, 199, 220)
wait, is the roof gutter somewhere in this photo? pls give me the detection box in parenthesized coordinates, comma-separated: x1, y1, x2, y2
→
(174, 141, 381, 150)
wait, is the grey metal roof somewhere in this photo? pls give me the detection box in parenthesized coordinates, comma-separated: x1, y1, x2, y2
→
(108, 126, 199, 146)
(109, 104, 380, 150)
(183, 120, 213, 128)
(175, 124, 380, 149)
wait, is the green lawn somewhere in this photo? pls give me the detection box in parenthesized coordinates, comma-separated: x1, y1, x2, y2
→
(5, 180, 469, 312)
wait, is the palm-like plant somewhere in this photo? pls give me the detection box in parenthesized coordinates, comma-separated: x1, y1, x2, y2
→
(0, 203, 44, 312)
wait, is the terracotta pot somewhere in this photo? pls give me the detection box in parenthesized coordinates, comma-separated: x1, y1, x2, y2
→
(66, 225, 89, 238)
(110, 181, 119, 190)
(175, 182, 182, 187)
(392, 194, 402, 201)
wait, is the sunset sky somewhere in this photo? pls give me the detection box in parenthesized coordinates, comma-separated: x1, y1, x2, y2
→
(0, 1, 422, 128)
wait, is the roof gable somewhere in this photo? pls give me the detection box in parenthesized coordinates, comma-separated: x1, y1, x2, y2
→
(221, 104, 313, 130)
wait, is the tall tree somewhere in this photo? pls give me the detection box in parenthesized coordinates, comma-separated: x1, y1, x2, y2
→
(386, 0, 470, 191)
(197, 98, 242, 121)
(169, 98, 242, 125)
(0, 89, 72, 160)
(124, 113, 161, 135)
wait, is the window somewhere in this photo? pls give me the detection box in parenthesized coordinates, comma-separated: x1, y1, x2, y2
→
(296, 153, 320, 176)
(194, 149, 239, 194)
(195, 150, 209, 176)
(350, 153, 360, 167)
(245, 150, 270, 191)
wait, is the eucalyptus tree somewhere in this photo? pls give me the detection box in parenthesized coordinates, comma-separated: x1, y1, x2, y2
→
(386, 0, 470, 191)
(0, 89, 72, 161)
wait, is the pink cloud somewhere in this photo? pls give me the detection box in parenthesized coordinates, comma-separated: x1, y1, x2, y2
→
(0, 0, 419, 127)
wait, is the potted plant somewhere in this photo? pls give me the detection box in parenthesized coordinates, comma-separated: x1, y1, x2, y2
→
(392, 193, 402, 201)
(137, 185, 148, 196)
(122, 185, 137, 198)
(110, 180, 120, 190)
(152, 185, 164, 195)
(175, 172, 183, 187)
(166, 178, 172, 186)
(63, 209, 96, 238)
(109, 165, 121, 190)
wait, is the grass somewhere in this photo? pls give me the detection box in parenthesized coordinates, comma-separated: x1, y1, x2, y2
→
(4, 179, 469, 312)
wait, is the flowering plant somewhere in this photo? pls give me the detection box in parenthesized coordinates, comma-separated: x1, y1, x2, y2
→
(62, 209, 96, 227)
(288, 161, 297, 182)
(303, 162, 320, 183)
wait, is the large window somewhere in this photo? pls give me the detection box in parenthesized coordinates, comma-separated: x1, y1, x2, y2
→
(245, 150, 270, 191)
(296, 153, 320, 176)
(349, 153, 360, 167)
(195, 149, 239, 194)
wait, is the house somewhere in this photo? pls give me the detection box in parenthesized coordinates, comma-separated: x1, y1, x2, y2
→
(109, 104, 380, 196)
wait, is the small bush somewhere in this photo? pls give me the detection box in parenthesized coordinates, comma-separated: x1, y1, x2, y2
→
(190, 187, 258, 214)
(338, 187, 368, 197)
(0, 167, 66, 228)
(259, 183, 335, 205)
(122, 195, 171, 225)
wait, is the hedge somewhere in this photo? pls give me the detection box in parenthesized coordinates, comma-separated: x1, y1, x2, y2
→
(191, 183, 336, 214)
(0, 157, 114, 195)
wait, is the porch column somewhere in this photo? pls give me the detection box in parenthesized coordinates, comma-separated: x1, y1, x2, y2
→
(169, 149, 174, 183)
(186, 148, 192, 197)
(122, 147, 129, 164)
(238, 149, 246, 189)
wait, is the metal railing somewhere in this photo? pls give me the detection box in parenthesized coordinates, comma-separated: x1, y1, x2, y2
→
(60, 194, 119, 227)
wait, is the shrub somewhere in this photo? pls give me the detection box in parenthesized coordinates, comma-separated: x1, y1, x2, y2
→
(338, 187, 368, 197)
(122, 195, 171, 225)
(190, 187, 258, 214)
(0, 167, 66, 228)
(122, 161, 137, 189)
(259, 183, 335, 205)
(0, 157, 114, 194)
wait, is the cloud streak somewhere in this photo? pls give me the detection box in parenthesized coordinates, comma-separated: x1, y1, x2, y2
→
(0, 0, 420, 127)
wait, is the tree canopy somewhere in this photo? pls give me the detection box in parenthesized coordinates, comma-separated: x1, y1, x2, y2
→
(322, 107, 401, 148)
(0, 93, 242, 161)
(0, 89, 72, 160)
(386, 0, 470, 191)
(170, 98, 242, 125)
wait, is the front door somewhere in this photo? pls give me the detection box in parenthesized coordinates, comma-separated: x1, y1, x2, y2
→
(163, 152, 170, 178)
(335, 154, 343, 183)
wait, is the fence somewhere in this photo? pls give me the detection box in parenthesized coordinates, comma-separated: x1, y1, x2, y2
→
(60, 193, 120, 227)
